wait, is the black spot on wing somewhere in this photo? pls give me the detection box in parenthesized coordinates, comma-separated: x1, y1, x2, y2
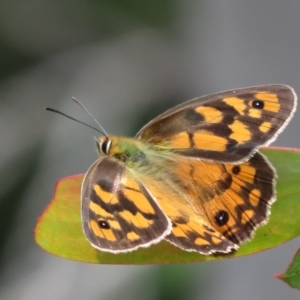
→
(98, 220, 110, 229)
(251, 100, 264, 109)
(214, 210, 230, 226)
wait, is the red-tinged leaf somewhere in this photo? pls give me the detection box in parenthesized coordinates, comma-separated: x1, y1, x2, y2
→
(34, 147, 300, 264)
(276, 248, 300, 290)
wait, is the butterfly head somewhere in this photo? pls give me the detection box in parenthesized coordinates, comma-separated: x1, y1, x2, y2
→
(95, 136, 147, 166)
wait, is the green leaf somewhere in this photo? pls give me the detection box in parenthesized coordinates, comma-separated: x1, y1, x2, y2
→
(276, 248, 300, 290)
(34, 147, 300, 264)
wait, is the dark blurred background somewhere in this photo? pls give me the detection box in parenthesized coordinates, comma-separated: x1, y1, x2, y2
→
(1, 1, 300, 299)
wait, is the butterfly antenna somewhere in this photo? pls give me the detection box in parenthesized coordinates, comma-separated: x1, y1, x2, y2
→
(71, 97, 108, 136)
(45, 107, 105, 136)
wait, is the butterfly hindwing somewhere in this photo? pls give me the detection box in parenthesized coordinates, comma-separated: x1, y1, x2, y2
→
(214, 152, 275, 244)
(133, 173, 237, 254)
(159, 151, 275, 252)
(81, 157, 171, 253)
(136, 85, 296, 163)
(165, 217, 238, 254)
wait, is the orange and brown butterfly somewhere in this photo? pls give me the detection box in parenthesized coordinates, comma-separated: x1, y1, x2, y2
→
(51, 85, 297, 254)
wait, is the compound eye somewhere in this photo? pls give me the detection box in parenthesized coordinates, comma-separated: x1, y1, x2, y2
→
(100, 138, 111, 155)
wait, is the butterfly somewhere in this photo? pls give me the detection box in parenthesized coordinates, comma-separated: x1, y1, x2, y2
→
(79, 85, 297, 254)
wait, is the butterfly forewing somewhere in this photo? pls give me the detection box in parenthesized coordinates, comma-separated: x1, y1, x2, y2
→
(136, 85, 296, 163)
(81, 157, 171, 253)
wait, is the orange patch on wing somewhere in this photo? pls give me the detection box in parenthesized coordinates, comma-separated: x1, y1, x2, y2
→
(119, 211, 153, 228)
(93, 184, 118, 204)
(109, 220, 121, 230)
(211, 236, 223, 245)
(223, 97, 247, 116)
(123, 176, 140, 190)
(239, 165, 256, 183)
(259, 121, 272, 133)
(249, 188, 261, 207)
(241, 209, 255, 224)
(263, 101, 280, 113)
(89, 202, 114, 218)
(171, 132, 191, 148)
(127, 231, 140, 241)
(195, 237, 210, 246)
(123, 188, 155, 214)
(248, 108, 262, 118)
(193, 131, 227, 151)
(172, 225, 188, 238)
(195, 106, 224, 123)
(228, 120, 251, 143)
(230, 181, 242, 194)
(255, 92, 279, 102)
(231, 176, 250, 190)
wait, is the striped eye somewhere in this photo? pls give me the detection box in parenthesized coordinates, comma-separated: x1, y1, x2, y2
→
(96, 138, 111, 155)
